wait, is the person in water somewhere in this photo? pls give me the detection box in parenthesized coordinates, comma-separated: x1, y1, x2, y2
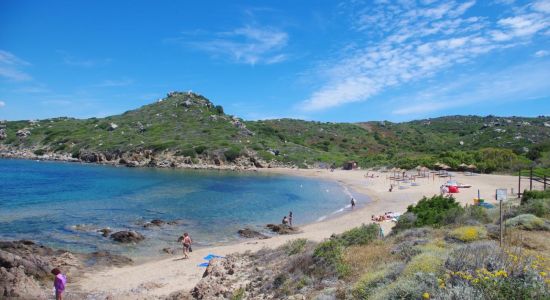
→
(351, 197, 356, 209)
(182, 232, 192, 259)
(288, 211, 293, 226)
(282, 216, 289, 225)
(51, 268, 66, 300)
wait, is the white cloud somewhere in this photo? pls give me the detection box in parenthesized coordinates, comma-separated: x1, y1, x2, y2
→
(535, 49, 549, 57)
(0, 101, 5, 108)
(0, 50, 32, 81)
(532, 0, 550, 14)
(174, 26, 289, 65)
(59, 51, 111, 68)
(299, 0, 550, 111)
(392, 61, 550, 115)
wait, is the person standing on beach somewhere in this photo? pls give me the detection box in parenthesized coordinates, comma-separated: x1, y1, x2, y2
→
(288, 211, 293, 226)
(351, 197, 356, 209)
(51, 268, 66, 300)
(182, 232, 192, 259)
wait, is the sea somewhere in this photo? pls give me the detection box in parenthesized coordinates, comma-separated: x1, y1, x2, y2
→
(0, 159, 367, 260)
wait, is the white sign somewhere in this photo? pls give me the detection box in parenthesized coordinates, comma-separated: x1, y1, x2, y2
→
(496, 188, 507, 201)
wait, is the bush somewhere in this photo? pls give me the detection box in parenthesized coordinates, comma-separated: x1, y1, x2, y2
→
(337, 224, 379, 247)
(224, 147, 241, 162)
(505, 214, 550, 231)
(396, 195, 464, 230)
(313, 239, 349, 277)
(33, 149, 46, 156)
(521, 189, 550, 205)
(284, 239, 307, 256)
(214, 105, 224, 115)
(448, 226, 488, 242)
(194, 145, 207, 154)
(176, 148, 196, 158)
(372, 272, 439, 300)
(403, 252, 445, 277)
(458, 205, 491, 225)
(519, 198, 550, 218)
(352, 262, 404, 299)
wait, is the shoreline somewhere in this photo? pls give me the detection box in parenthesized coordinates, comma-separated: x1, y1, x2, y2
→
(72, 168, 540, 299)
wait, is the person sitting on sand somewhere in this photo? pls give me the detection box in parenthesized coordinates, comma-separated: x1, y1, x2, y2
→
(182, 232, 192, 259)
(51, 268, 66, 300)
(282, 216, 289, 225)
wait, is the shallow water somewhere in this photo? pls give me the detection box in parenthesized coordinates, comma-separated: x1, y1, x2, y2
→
(0, 159, 367, 259)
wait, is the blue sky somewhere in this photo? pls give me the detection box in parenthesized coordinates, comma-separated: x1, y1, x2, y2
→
(0, 0, 549, 122)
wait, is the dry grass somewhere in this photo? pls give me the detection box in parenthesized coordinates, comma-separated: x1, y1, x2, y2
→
(343, 241, 396, 278)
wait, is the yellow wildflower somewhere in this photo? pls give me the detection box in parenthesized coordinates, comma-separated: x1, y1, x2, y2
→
(422, 292, 430, 299)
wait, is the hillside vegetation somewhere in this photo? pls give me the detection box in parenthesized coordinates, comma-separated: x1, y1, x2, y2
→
(1, 91, 549, 171)
(186, 193, 550, 299)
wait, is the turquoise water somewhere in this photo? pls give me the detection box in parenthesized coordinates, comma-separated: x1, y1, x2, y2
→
(0, 159, 366, 259)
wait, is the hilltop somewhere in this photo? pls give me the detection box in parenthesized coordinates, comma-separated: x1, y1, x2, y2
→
(1, 91, 549, 171)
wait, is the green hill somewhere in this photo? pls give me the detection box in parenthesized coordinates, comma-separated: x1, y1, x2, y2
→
(1, 91, 549, 171)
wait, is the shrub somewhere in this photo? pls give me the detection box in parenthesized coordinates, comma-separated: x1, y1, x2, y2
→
(372, 272, 439, 300)
(284, 239, 307, 256)
(214, 105, 224, 115)
(33, 149, 46, 156)
(521, 189, 550, 205)
(337, 224, 379, 247)
(445, 241, 504, 272)
(313, 239, 350, 277)
(396, 195, 464, 229)
(458, 205, 491, 225)
(352, 262, 404, 299)
(403, 252, 445, 277)
(224, 147, 241, 162)
(194, 145, 207, 154)
(519, 198, 550, 218)
(505, 214, 550, 231)
(231, 287, 245, 300)
(448, 226, 488, 242)
(176, 148, 196, 157)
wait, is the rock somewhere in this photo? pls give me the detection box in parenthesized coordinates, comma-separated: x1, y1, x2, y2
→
(237, 228, 269, 239)
(110, 231, 145, 243)
(162, 248, 176, 255)
(98, 228, 112, 237)
(107, 123, 118, 131)
(266, 224, 299, 235)
(87, 251, 133, 267)
(0, 128, 6, 140)
(16, 129, 31, 138)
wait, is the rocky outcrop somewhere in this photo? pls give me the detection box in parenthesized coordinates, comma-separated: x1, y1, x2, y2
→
(0, 240, 132, 298)
(15, 129, 31, 138)
(191, 257, 243, 299)
(0, 128, 6, 140)
(266, 224, 300, 235)
(237, 228, 269, 239)
(110, 231, 145, 243)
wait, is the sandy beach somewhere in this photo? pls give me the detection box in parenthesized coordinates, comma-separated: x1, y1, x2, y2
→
(74, 168, 543, 299)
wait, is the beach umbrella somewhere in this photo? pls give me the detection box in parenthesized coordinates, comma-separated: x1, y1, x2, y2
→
(441, 164, 451, 170)
(459, 163, 468, 169)
(467, 164, 477, 170)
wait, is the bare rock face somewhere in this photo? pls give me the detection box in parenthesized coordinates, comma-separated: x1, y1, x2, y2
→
(237, 228, 269, 239)
(191, 257, 240, 299)
(110, 231, 145, 243)
(15, 129, 31, 138)
(0, 128, 6, 140)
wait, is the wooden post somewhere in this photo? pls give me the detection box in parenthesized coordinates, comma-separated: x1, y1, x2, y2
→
(530, 167, 533, 191)
(500, 199, 503, 247)
(544, 175, 547, 190)
(518, 170, 521, 199)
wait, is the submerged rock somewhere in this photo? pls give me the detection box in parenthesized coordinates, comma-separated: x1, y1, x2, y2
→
(98, 228, 112, 237)
(110, 231, 145, 243)
(237, 228, 269, 239)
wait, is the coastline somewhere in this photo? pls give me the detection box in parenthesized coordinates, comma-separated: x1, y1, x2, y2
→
(72, 168, 537, 299)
